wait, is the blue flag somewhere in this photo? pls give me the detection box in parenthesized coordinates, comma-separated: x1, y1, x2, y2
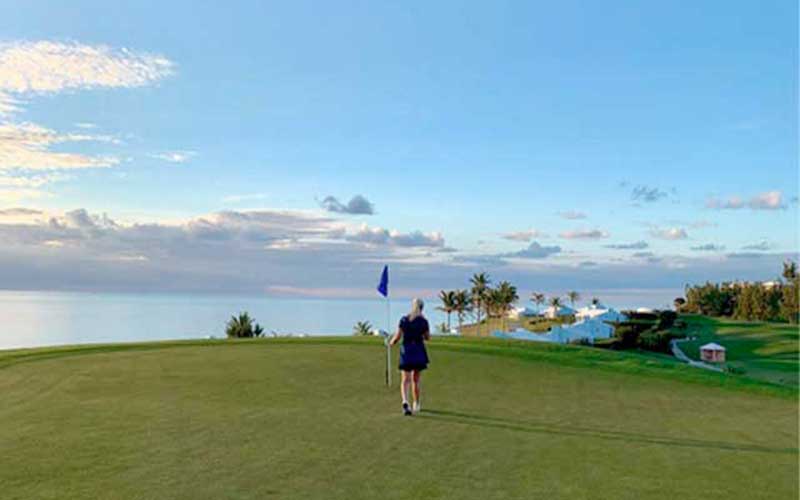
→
(377, 265, 389, 297)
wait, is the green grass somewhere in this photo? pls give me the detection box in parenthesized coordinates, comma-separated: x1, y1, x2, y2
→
(673, 315, 799, 387)
(1, 337, 797, 499)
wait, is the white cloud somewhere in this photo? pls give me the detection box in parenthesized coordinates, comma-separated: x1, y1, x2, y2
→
(651, 227, 688, 240)
(0, 40, 175, 199)
(346, 223, 443, 247)
(559, 229, 609, 239)
(501, 229, 547, 242)
(150, 151, 196, 163)
(706, 191, 786, 211)
(0, 122, 120, 171)
(0, 40, 174, 116)
(0, 188, 49, 202)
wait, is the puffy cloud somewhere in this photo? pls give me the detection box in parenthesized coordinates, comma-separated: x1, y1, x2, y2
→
(0, 40, 174, 116)
(690, 244, 725, 252)
(150, 151, 196, 163)
(706, 191, 786, 211)
(0, 206, 793, 298)
(345, 224, 443, 247)
(320, 195, 375, 215)
(631, 185, 669, 203)
(502, 241, 561, 259)
(605, 241, 649, 250)
(557, 210, 587, 220)
(501, 229, 547, 242)
(560, 229, 609, 239)
(651, 227, 688, 240)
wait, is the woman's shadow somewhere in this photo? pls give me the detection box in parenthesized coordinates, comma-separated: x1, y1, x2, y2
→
(418, 409, 797, 455)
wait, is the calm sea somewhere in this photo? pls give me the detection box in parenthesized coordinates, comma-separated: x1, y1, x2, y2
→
(0, 291, 447, 350)
(0, 289, 676, 350)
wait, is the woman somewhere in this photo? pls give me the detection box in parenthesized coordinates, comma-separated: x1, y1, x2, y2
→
(389, 297, 430, 416)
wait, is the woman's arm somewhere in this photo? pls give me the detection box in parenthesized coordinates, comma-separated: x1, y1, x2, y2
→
(389, 327, 403, 346)
(423, 324, 431, 341)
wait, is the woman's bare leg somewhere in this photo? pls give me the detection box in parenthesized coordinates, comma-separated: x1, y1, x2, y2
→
(400, 370, 411, 405)
(412, 370, 421, 407)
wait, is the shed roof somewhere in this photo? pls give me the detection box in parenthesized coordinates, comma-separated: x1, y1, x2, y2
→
(700, 342, 726, 351)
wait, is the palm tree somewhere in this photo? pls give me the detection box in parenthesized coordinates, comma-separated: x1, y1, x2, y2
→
(783, 260, 798, 281)
(225, 311, 264, 338)
(567, 290, 580, 307)
(591, 297, 601, 307)
(484, 287, 505, 333)
(530, 292, 546, 311)
(453, 289, 473, 332)
(470, 272, 491, 336)
(547, 296, 562, 318)
(353, 321, 373, 336)
(437, 290, 456, 331)
(495, 281, 518, 332)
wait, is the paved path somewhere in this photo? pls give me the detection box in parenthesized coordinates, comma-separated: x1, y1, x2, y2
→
(670, 339, 724, 372)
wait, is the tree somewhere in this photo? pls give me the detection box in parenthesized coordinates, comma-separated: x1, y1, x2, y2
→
(225, 312, 264, 338)
(452, 289, 473, 332)
(549, 296, 562, 308)
(470, 272, 491, 336)
(495, 281, 518, 332)
(352, 321, 374, 336)
(783, 260, 798, 281)
(674, 297, 686, 311)
(530, 292, 546, 310)
(437, 290, 456, 330)
(781, 259, 799, 323)
(567, 291, 580, 307)
(591, 297, 601, 307)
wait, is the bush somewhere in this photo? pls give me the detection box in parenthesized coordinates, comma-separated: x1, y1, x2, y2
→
(353, 321, 374, 336)
(225, 312, 264, 338)
(639, 331, 679, 354)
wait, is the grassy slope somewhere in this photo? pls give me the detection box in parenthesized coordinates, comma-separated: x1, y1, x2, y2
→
(674, 315, 799, 387)
(0, 337, 797, 500)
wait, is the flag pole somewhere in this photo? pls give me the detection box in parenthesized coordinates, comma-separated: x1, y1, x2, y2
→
(385, 295, 391, 387)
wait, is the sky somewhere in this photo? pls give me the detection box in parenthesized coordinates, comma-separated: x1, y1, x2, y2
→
(0, 1, 797, 305)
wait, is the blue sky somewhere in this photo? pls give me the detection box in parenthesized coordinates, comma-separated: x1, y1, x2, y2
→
(0, 1, 796, 304)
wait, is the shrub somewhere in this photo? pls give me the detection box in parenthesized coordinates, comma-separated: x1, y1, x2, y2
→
(353, 321, 374, 336)
(225, 312, 264, 338)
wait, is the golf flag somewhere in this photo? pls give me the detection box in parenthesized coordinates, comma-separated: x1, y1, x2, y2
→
(377, 265, 389, 297)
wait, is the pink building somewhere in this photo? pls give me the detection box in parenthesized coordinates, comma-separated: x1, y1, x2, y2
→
(700, 343, 726, 363)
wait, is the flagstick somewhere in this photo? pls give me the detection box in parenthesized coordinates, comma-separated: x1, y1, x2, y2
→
(385, 296, 391, 387)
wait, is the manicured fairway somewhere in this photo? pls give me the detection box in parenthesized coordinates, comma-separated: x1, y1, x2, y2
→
(0, 337, 797, 500)
(676, 315, 799, 387)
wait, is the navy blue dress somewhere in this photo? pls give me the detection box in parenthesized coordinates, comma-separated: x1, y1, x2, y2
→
(398, 315, 430, 371)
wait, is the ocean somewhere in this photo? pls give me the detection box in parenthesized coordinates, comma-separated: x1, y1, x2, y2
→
(0, 289, 677, 350)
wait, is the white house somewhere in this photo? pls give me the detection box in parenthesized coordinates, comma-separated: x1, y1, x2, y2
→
(542, 304, 576, 319)
(507, 306, 538, 319)
(575, 305, 627, 323)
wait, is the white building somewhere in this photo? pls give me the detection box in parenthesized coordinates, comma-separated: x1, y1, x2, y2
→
(575, 305, 627, 323)
(542, 305, 576, 319)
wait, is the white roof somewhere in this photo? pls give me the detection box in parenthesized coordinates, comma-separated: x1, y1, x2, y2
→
(700, 342, 726, 351)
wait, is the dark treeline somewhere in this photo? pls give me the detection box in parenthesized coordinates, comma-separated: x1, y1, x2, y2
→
(678, 260, 799, 324)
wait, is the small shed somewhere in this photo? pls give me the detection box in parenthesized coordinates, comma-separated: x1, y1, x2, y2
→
(700, 343, 726, 363)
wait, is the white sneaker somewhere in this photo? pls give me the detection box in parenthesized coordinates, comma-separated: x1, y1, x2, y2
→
(412, 401, 420, 414)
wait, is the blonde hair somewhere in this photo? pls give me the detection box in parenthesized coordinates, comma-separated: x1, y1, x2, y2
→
(408, 297, 425, 320)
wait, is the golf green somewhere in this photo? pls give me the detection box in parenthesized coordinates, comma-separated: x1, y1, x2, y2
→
(1, 338, 797, 500)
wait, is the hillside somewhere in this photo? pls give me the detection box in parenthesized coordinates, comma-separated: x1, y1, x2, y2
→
(674, 315, 799, 387)
(0, 337, 797, 500)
